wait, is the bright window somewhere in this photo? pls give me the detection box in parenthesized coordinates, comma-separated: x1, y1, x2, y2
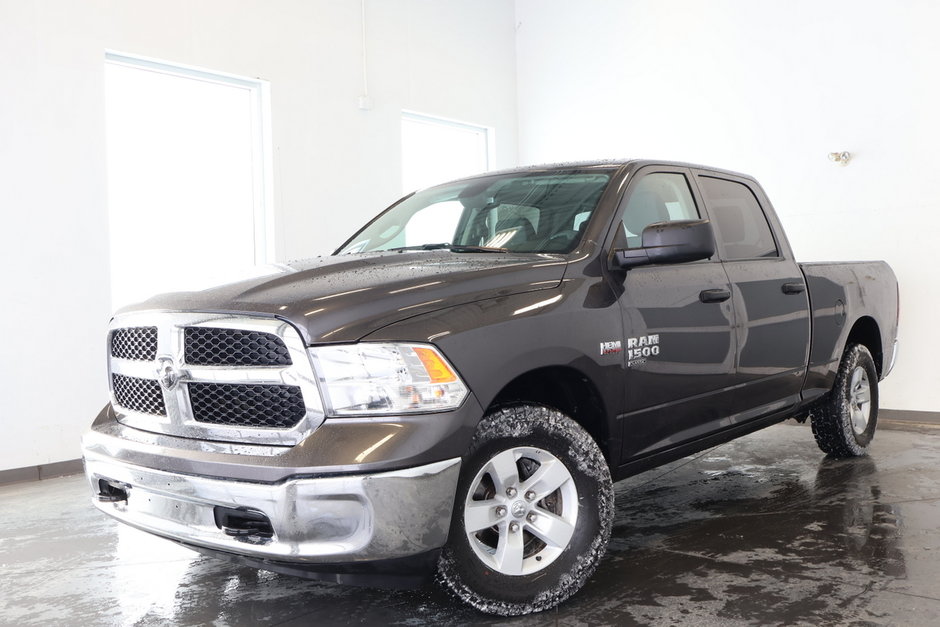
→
(401, 112, 490, 193)
(104, 52, 273, 311)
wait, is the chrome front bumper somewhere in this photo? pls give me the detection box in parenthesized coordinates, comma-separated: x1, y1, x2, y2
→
(84, 452, 460, 563)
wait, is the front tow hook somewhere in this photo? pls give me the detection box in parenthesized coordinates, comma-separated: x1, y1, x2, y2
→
(97, 479, 129, 503)
(214, 506, 275, 542)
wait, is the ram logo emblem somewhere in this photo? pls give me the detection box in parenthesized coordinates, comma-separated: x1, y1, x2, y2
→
(156, 356, 181, 391)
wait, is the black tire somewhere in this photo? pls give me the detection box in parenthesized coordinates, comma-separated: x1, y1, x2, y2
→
(811, 343, 879, 457)
(437, 404, 613, 616)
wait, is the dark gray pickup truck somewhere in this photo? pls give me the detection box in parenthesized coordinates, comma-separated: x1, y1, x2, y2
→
(83, 160, 899, 615)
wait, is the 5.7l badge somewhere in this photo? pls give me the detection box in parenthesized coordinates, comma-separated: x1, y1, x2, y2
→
(599, 340, 622, 356)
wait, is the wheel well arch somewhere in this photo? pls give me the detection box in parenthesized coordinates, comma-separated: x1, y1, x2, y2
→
(487, 366, 612, 464)
(846, 316, 883, 375)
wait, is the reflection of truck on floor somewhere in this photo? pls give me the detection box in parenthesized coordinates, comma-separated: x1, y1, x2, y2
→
(83, 160, 899, 615)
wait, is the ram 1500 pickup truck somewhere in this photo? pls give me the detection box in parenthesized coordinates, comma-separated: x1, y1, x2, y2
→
(83, 160, 899, 616)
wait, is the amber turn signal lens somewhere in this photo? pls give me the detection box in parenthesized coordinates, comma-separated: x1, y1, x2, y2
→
(413, 347, 458, 383)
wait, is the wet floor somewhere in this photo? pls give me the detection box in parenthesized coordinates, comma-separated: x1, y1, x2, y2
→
(3, 422, 940, 626)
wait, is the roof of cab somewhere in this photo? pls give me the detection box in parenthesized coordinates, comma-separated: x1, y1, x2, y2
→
(456, 158, 754, 182)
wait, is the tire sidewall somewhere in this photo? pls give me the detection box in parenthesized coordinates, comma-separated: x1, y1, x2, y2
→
(438, 405, 613, 615)
(839, 345, 879, 451)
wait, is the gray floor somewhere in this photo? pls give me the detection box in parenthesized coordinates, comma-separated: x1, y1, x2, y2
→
(3, 422, 940, 626)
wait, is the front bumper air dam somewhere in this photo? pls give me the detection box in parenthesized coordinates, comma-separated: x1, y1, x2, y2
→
(84, 452, 461, 572)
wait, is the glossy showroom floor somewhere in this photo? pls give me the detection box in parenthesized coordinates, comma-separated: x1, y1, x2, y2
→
(3, 422, 940, 626)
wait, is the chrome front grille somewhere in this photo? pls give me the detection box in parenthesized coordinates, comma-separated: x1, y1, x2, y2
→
(112, 373, 166, 416)
(183, 327, 292, 366)
(189, 382, 305, 428)
(107, 312, 324, 446)
(110, 327, 158, 361)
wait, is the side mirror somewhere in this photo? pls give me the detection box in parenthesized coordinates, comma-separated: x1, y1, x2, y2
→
(611, 219, 715, 269)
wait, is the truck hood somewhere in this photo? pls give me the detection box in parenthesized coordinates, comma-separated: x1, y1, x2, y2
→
(121, 251, 568, 344)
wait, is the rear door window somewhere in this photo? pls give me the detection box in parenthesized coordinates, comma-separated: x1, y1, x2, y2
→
(698, 177, 778, 259)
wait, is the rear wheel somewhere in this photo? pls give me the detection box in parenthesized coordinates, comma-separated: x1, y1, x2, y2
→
(811, 343, 879, 457)
(437, 404, 613, 616)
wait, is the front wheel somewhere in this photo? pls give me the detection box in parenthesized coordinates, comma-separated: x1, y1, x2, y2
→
(811, 343, 880, 457)
(437, 405, 613, 616)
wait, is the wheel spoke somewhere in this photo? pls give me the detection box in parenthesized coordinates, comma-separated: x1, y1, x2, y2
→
(851, 408, 864, 431)
(847, 366, 872, 434)
(464, 501, 499, 533)
(485, 449, 520, 492)
(494, 523, 525, 574)
(521, 458, 571, 499)
(854, 379, 871, 405)
(850, 368, 863, 389)
(527, 509, 576, 549)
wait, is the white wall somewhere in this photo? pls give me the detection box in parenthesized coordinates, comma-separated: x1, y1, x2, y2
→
(515, 0, 939, 412)
(0, 0, 518, 471)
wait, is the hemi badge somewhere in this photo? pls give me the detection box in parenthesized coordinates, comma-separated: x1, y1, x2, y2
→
(600, 340, 622, 356)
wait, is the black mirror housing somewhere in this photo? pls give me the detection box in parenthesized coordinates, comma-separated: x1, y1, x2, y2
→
(612, 219, 715, 269)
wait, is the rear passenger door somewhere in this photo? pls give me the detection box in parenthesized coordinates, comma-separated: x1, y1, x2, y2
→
(693, 171, 811, 418)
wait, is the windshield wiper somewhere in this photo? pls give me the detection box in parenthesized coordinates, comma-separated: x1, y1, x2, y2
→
(388, 243, 508, 253)
(449, 245, 509, 253)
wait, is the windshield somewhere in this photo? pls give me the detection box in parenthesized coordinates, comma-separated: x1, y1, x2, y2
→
(337, 170, 613, 255)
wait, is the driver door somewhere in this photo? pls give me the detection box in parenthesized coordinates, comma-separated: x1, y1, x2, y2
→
(612, 167, 738, 460)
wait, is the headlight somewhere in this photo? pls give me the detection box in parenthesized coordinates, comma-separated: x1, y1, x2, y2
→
(308, 343, 468, 416)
